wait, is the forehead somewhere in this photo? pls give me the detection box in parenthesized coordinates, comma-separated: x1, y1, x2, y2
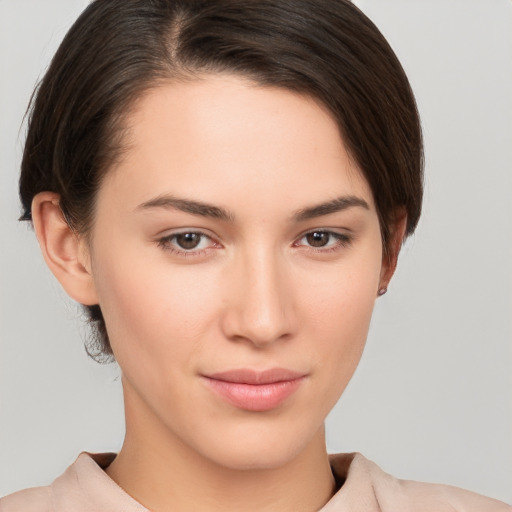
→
(100, 74, 374, 214)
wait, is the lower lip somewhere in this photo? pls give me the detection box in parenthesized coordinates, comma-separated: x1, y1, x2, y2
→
(203, 377, 305, 412)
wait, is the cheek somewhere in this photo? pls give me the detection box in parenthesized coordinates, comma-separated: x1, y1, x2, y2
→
(302, 238, 381, 330)
(299, 240, 382, 399)
(90, 241, 222, 371)
(91, 222, 381, 398)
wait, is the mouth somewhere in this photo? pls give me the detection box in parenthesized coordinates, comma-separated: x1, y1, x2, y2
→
(201, 368, 307, 412)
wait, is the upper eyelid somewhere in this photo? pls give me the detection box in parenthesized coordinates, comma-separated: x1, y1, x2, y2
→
(295, 231, 351, 244)
(156, 227, 352, 246)
(295, 227, 352, 239)
(159, 231, 214, 241)
(157, 228, 217, 241)
(156, 227, 351, 239)
(157, 231, 220, 255)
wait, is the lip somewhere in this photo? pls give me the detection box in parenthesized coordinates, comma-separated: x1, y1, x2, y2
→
(202, 368, 307, 412)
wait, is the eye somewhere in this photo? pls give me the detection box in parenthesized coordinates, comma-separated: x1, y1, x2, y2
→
(305, 231, 332, 248)
(174, 232, 204, 250)
(157, 231, 217, 254)
(295, 230, 352, 251)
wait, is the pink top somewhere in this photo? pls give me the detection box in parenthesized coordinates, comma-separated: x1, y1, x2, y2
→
(1, 452, 510, 511)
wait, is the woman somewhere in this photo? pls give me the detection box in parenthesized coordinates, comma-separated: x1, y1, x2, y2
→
(1, 0, 510, 510)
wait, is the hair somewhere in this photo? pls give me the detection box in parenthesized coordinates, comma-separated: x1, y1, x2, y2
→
(19, 0, 423, 362)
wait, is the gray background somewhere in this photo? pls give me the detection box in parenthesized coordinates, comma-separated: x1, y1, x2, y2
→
(1, 0, 511, 502)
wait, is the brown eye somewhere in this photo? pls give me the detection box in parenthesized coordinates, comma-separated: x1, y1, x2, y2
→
(157, 231, 219, 256)
(175, 233, 202, 250)
(306, 232, 330, 247)
(296, 230, 352, 251)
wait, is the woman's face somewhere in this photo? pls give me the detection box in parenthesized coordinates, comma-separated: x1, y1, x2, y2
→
(87, 75, 386, 470)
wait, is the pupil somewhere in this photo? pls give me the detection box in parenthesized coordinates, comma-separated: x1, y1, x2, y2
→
(307, 232, 329, 247)
(177, 233, 201, 249)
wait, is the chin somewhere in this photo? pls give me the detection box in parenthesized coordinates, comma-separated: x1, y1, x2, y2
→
(204, 443, 304, 472)
(191, 418, 326, 472)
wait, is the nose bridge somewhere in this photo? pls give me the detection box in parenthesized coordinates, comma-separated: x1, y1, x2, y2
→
(224, 244, 293, 346)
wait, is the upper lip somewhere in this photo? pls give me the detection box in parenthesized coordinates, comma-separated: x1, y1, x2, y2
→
(204, 368, 306, 385)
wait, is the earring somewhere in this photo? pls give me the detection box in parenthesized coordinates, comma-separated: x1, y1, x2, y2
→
(377, 287, 387, 296)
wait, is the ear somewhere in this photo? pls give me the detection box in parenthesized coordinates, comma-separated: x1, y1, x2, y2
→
(378, 208, 408, 295)
(31, 192, 99, 306)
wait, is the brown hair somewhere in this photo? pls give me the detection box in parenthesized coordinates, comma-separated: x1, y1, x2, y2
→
(19, 0, 423, 361)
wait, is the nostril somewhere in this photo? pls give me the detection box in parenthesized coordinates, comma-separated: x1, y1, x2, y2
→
(220, 290, 294, 347)
(220, 255, 296, 346)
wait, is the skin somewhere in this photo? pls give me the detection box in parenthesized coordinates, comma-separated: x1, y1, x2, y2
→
(32, 75, 405, 512)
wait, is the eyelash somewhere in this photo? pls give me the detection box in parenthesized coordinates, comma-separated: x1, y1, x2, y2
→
(156, 230, 353, 257)
(294, 230, 353, 253)
(157, 231, 218, 258)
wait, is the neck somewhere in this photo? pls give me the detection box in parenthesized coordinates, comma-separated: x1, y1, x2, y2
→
(106, 383, 336, 512)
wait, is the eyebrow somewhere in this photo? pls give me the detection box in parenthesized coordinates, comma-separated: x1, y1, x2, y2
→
(293, 195, 369, 221)
(137, 195, 235, 222)
(137, 194, 369, 222)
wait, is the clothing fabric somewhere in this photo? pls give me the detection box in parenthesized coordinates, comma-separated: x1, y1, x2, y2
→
(1, 452, 510, 511)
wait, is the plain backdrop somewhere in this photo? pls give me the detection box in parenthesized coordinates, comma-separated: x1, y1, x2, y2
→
(1, 0, 511, 502)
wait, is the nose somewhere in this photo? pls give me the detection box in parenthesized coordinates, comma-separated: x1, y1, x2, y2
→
(220, 248, 296, 348)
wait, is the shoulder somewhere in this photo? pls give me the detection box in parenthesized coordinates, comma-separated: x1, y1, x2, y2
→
(328, 453, 512, 512)
(394, 478, 512, 512)
(1, 452, 147, 512)
(0, 486, 52, 512)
